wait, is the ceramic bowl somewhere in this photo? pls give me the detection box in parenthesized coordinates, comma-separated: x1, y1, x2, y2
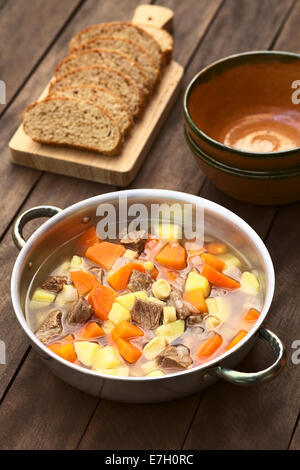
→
(184, 126, 300, 205)
(183, 51, 300, 172)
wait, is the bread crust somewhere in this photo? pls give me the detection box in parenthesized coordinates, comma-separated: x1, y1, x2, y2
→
(48, 65, 144, 118)
(69, 35, 160, 87)
(69, 21, 163, 69)
(49, 84, 133, 135)
(23, 96, 123, 155)
(54, 48, 151, 96)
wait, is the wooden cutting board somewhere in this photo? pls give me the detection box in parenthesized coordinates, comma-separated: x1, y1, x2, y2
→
(9, 5, 183, 187)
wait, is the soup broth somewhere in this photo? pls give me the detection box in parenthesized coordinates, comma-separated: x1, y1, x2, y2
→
(26, 224, 264, 377)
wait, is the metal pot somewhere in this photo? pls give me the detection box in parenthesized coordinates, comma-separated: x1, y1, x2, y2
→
(11, 189, 286, 403)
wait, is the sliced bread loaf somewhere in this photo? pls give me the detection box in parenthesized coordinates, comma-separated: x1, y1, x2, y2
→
(55, 49, 150, 97)
(49, 66, 142, 117)
(138, 24, 173, 64)
(70, 36, 159, 88)
(23, 97, 122, 155)
(69, 22, 163, 69)
(50, 85, 132, 135)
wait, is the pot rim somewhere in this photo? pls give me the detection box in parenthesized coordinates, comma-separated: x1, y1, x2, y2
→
(183, 50, 300, 159)
(11, 189, 275, 382)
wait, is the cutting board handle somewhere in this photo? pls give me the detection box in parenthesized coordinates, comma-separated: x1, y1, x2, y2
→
(132, 4, 173, 32)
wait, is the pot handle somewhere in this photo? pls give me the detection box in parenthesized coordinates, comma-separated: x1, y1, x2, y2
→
(12, 205, 62, 250)
(212, 327, 286, 385)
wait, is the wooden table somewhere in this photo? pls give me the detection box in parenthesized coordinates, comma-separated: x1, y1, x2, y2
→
(0, 0, 299, 450)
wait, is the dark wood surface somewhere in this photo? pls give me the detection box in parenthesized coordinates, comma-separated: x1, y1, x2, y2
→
(0, 0, 299, 450)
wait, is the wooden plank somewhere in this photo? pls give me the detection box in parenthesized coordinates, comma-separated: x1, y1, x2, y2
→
(184, 202, 300, 450)
(183, 0, 300, 450)
(10, 61, 184, 187)
(78, 0, 295, 451)
(289, 415, 300, 450)
(0, 0, 221, 450)
(0, 0, 146, 238)
(0, 0, 83, 115)
(0, 351, 98, 450)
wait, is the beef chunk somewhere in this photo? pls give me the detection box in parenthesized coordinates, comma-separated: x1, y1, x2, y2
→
(67, 296, 93, 324)
(169, 289, 191, 319)
(120, 230, 147, 253)
(35, 310, 62, 344)
(128, 270, 152, 292)
(42, 276, 68, 293)
(157, 344, 193, 369)
(88, 266, 104, 283)
(131, 298, 162, 330)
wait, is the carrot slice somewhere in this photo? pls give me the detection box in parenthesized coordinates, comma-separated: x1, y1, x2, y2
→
(80, 226, 101, 247)
(107, 262, 145, 291)
(88, 283, 117, 320)
(150, 266, 159, 280)
(207, 242, 227, 254)
(70, 270, 98, 295)
(201, 264, 240, 289)
(183, 289, 207, 312)
(226, 330, 248, 351)
(112, 320, 144, 341)
(61, 334, 74, 343)
(115, 337, 142, 363)
(155, 242, 187, 270)
(201, 252, 225, 272)
(48, 343, 77, 363)
(78, 321, 104, 339)
(196, 333, 223, 358)
(85, 242, 125, 270)
(244, 308, 260, 322)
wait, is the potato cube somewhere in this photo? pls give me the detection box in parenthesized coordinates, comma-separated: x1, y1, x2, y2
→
(147, 370, 165, 377)
(32, 288, 55, 303)
(143, 261, 154, 271)
(102, 320, 115, 334)
(74, 341, 100, 367)
(92, 346, 122, 370)
(154, 223, 181, 241)
(155, 320, 185, 340)
(163, 306, 177, 324)
(206, 297, 230, 323)
(143, 336, 167, 360)
(185, 272, 210, 297)
(108, 302, 131, 324)
(116, 291, 148, 310)
(95, 366, 129, 377)
(217, 253, 241, 269)
(141, 360, 158, 375)
(123, 249, 138, 260)
(205, 315, 221, 331)
(240, 272, 260, 294)
(70, 255, 83, 270)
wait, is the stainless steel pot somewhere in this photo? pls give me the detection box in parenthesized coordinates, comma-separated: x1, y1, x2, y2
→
(11, 189, 286, 403)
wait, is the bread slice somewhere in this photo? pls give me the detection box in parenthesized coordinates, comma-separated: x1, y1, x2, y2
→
(49, 66, 142, 117)
(23, 97, 122, 155)
(70, 36, 159, 89)
(55, 49, 150, 97)
(138, 24, 173, 64)
(70, 22, 163, 69)
(50, 85, 132, 135)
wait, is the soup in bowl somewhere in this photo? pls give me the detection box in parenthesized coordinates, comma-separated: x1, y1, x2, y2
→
(11, 190, 285, 402)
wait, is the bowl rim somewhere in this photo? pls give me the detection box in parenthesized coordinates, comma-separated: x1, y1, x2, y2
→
(184, 125, 300, 179)
(11, 189, 275, 382)
(183, 50, 300, 159)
